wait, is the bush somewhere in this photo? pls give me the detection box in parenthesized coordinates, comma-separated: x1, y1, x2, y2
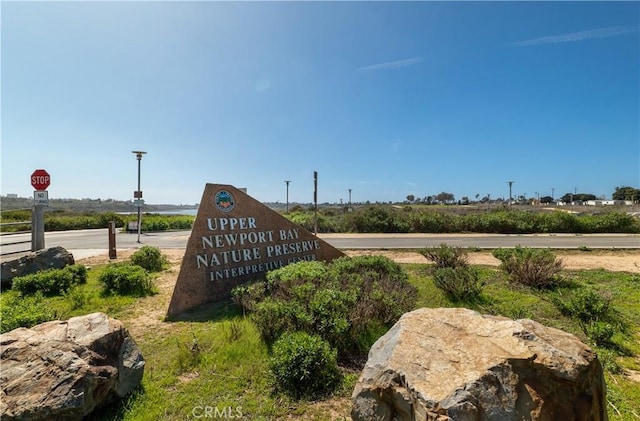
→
(329, 254, 408, 284)
(233, 256, 416, 357)
(343, 206, 409, 233)
(492, 246, 563, 289)
(44, 212, 127, 231)
(331, 256, 415, 341)
(420, 243, 469, 269)
(587, 322, 616, 346)
(269, 331, 341, 399)
(98, 262, 156, 296)
(433, 266, 485, 302)
(130, 245, 167, 272)
(308, 287, 355, 349)
(409, 211, 460, 233)
(250, 297, 309, 344)
(264, 260, 331, 296)
(64, 285, 92, 310)
(285, 211, 336, 233)
(0, 292, 57, 333)
(553, 287, 617, 345)
(123, 214, 195, 232)
(12, 264, 88, 296)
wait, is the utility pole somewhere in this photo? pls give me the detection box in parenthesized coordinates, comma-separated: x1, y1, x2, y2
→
(507, 181, 514, 208)
(284, 180, 291, 213)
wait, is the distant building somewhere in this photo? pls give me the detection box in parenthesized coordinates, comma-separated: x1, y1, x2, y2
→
(4, 194, 18, 198)
(586, 200, 629, 206)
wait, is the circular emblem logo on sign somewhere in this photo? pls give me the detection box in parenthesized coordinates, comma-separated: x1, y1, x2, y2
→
(215, 190, 235, 213)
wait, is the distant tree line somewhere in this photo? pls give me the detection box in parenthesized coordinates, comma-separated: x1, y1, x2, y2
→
(612, 186, 640, 202)
(0, 196, 198, 212)
(403, 186, 639, 205)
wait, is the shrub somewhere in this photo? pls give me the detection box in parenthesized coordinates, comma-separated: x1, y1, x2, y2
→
(269, 331, 341, 399)
(420, 243, 469, 269)
(12, 264, 88, 296)
(98, 262, 156, 296)
(44, 212, 127, 231)
(0, 292, 57, 333)
(308, 287, 356, 349)
(328, 256, 416, 345)
(343, 206, 409, 233)
(265, 260, 331, 296)
(332, 256, 415, 341)
(285, 211, 336, 233)
(122, 214, 195, 232)
(233, 256, 416, 357)
(64, 285, 92, 310)
(577, 211, 640, 233)
(329, 254, 408, 284)
(587, 322, 616, 346)
(130, 245, 167, 272)
(553, 287, 617, 345)
(409, 211, 460, 233)
(492, 246, 563, 289)
(433, 266, 485, 302)
(250, 297, 309, 344)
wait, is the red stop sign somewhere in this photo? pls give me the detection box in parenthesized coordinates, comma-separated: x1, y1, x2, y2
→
(31, 169, 50, 191)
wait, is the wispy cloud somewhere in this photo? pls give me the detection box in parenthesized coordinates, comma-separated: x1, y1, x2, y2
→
(357, 57, 424, 71)
(512, 26, 639, 47)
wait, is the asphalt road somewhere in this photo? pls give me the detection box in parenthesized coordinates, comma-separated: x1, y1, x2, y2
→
(1, 229, 639, 262)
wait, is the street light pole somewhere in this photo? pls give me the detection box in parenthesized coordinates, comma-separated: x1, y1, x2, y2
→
(285, 180, 291, 213)
(313, 171, 318, 235)
(132, 151, 147, 243)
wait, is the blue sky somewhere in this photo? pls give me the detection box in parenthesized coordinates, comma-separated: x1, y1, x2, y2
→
(2, 1, 638, 205)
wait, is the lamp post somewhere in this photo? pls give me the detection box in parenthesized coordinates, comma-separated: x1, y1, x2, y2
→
(313, 171, 318, 235)
(132, 151, 147, 243)
(284, 180, 291, 213)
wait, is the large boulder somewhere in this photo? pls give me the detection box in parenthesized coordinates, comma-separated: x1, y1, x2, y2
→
(0, 312, 145, 421)
(351, 307, 607, 421)
(1, 246, 75, 289)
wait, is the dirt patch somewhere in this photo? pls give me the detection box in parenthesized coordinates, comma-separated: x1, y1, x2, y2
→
(343, 249, 640, 273)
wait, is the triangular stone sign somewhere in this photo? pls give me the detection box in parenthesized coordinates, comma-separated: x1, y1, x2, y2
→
(167, 183, 345, 317)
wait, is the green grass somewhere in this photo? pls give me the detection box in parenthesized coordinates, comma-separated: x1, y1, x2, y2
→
(2, 260, 639, 420)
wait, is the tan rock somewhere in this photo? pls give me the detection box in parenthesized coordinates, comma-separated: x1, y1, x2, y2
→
(352, 307, 607, 421)
(0, 312, 144, 421)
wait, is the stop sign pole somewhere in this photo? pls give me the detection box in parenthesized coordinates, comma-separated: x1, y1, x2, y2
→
(30, 169, 50, 251)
